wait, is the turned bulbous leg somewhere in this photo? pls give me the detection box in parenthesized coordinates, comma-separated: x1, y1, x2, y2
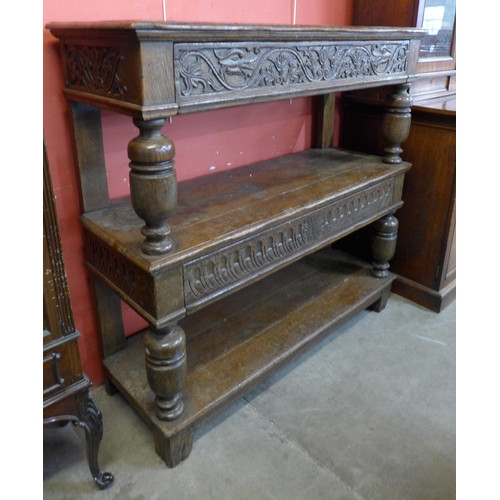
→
(144, 323, 187, 421)
(128, 118, 177, 255)
(382, 83, 412, 165)
(371, 214, 399, 278)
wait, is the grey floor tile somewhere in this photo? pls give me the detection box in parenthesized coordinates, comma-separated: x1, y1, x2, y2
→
(44, 389, 363, 500)
(43, 293, 456, 500)
(246, 294, 456, 500)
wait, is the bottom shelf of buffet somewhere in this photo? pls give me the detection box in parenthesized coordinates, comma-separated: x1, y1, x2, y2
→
(103, 248, 395, 467)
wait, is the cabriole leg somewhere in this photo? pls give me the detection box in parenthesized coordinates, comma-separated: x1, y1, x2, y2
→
(75, 391, 114, 490)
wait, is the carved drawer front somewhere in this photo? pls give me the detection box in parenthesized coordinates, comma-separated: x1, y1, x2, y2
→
(43, 339, 81, 399)
(174, 40, 411, 108)
(184, 178, 395, 311)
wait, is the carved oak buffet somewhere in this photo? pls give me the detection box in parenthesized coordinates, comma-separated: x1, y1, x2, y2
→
(47, 21, 424, 467)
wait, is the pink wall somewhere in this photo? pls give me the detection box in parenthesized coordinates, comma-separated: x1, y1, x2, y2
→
(43, 0, 353, 386)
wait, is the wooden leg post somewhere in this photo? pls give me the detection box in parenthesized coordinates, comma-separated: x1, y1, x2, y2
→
(91, 277, 126, 395)
(371, 214, 399, 279)
(369, 284, 392, 313)
(154, 427, 194, 468)
(382, 83, 412, 165)
(144, 323, 187, 421)
(128, 118, 177, 256)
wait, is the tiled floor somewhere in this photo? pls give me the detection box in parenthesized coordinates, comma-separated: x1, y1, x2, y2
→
(43, 293, 456, 499)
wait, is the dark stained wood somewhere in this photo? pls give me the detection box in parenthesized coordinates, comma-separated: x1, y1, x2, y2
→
(381, 84, 412, 164)
(47, 21, 425, 466)
(328, 0, 456, 312)
(50, 22, 423, 257)
(144, 323, 187, 422)
(390, 102, 456, 289)
(341, 96, 456, 312)
(353, 0, 420, 28)
(353, 0, 456, 102)
(315, 93, 336, 149)
(43, 141, 114, 489)
(47, 22, 425, 118)
(83, 149, 409, 271)
(103, 249, 396, 467)
(82, 149, 410, 322)
(128, 118, 177, 255)
(91, 276, 126, 360)
(67, 100, 127, 376)
(370, 214, 399, 278)
(68, 102, 110, 213)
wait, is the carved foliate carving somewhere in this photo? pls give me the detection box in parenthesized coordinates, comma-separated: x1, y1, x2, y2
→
(184, 180, 394, 306)
(86, 235, 138, 296)
(65, 45, 126, 96)
(175, 41, 409, 98)
(78, 391, 104, 443)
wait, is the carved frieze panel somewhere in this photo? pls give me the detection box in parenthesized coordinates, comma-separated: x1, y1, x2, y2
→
(86, 235, 137, 296)
(64, 44, 127, 97)
(175, 41, 409, 100)
(183, 179, 395, 308)
(83, 233, 155, 316)
(84, 232, 184, 326)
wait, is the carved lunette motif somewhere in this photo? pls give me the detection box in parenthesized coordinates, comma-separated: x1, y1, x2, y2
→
(184, 179, 395, 308)
(175, 41, 409, 98)
(64, 44, 127, 97)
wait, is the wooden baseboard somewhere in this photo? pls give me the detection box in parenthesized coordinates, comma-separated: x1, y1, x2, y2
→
(391, 275, 456, 313)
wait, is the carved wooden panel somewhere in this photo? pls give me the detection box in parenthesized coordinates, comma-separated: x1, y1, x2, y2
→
(63, 40, 410, 106)
(48, 23, 423, 117)
(65, 44, 126, 98)
(183, 179, 395, 309)
(84, 233, 152, 313)
(84, 232, 185, 327)
(175, 41, 409, 103)
(43, 142, 77, 343)
(86, 234, 139, 297)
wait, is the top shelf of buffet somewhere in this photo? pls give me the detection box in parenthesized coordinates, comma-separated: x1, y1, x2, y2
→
(47, 21, 425, 118)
